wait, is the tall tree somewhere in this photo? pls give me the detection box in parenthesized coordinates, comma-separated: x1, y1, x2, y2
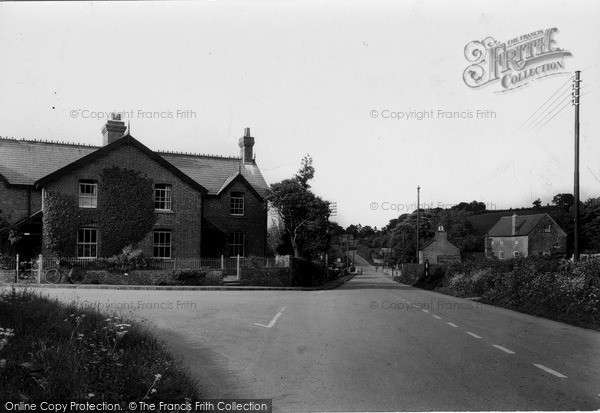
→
(294, 155, 315, 189)
(552, 193, 575, 210)
(268, 156, 330, 258)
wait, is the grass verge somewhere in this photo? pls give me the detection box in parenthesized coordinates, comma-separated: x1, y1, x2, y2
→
(0, 287, 199, 403)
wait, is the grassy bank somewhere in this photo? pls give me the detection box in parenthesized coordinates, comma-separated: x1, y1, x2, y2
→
(394, 257, 600, 330)
(0, 287, 199, 403)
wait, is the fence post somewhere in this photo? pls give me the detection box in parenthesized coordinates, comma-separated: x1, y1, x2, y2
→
(221, 255, 224, 270)
(37, 254, 43, 284)
(15, 254, 19, 283)
(236, 255, 240, 281)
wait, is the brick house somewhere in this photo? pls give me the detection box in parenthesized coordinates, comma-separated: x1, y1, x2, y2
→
(485, 213, 567, 259)
(0, 116, 268, 259)
(419, 226, 461, 264)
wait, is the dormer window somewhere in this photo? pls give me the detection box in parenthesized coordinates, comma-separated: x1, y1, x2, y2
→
(79, 180, 97, 208)
(230, 192, 244, 216)
(154, 184, 172, 211)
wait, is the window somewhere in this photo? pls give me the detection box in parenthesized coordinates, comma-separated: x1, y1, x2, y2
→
(153, 231, 171, 258)
(230, 192, 244, 216)
(77, 228, 97, 258)
(154, 184, 172, 211)
(500, 239, 504, 246)
(545, 225, 551, 233)
(79, 181, 97, 208)
(229, 232, 245, 257)
(514, 239, 519, 246)
(514, 251, 520, 258)
(499, 251, 504, 260)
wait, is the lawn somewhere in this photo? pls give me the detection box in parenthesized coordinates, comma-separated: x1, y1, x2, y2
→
(0, 287, 199, 403)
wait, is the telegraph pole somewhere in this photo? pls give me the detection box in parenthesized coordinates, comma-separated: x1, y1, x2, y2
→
(416, 186, 420, 263)
(573, 70, 581, 262)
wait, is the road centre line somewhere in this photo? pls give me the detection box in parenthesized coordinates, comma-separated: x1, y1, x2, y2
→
(493, 344, 515, 354)
(447, 322, 458, 328)
(422, 309, 429, 313)
(466, 332, 482, 339)
(254, 307, 286, 328)
(533, 364, 567, 378)
(432, 315, 442, 319)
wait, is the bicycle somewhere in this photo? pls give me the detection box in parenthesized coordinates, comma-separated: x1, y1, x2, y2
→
(44, 259, 87, 284)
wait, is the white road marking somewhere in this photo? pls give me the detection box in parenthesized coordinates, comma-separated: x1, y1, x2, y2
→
(447, 322, 458, 328)
(432, 315, 442, 320)
(316, 291, 325, 294)
(466, 332, 482, 339)
(493, 345, 515, 354)
(421, 309, 429, 313)
(254, 307, 286, 328)
(533, 364, 567, 378)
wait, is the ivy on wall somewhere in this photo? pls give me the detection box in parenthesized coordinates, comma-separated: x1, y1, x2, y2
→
(42, 167, 157, 257)
(42, 192, 86, 256)
(98, 166, 157, 257)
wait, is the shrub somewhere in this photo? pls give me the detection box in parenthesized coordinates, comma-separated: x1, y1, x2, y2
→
(290, 258, 326, 287)
(432, 256, 600, 330)
(100, 246, 161, 273)
(172, 269, 207, 286)
(240, 268, 291, 287)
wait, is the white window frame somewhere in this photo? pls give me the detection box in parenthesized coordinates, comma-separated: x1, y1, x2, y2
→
(153, 230, 172, 259)
(230, 192, 245, 216)
(77, 228, 98, 258)
(154, 184, 172, 211)
(514, 251, 520, 258)
(230, 232, 245, 257)
(499, 251, 504, 260)
(79, 181, 98, 208)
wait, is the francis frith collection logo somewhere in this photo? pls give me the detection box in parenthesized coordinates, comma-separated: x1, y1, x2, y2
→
(463, 28, 572, 92)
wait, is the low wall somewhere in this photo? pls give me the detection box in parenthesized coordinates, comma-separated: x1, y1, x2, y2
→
(84, 269, 223, 285)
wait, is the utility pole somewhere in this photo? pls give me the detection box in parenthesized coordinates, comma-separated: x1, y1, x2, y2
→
(416, 186, 420, 263)
(573, 70, 581, 262)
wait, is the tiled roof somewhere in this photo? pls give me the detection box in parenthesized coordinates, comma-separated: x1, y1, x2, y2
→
(487, 213, 548, 237)
(159, 153, 269, 196)
(0, 137, 269, 196)
(0, 138, 98, 186)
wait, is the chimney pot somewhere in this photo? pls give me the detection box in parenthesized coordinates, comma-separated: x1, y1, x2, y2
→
(511, 213, 518, 236)
(102, 116, 127, 146)
(239, 127, 255, 164)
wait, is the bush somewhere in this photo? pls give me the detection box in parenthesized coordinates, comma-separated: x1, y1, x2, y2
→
(290, 258, 326, 287)
(240, 268, 291, 287)
(172, 269, 221, 286)
(98, 246, 160, 273)
(434, 256, 600, 330)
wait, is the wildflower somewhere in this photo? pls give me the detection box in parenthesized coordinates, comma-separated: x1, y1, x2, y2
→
(155, 373, 162, 380)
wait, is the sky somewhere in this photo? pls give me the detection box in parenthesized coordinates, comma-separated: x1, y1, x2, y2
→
(1, 0, 599, 229)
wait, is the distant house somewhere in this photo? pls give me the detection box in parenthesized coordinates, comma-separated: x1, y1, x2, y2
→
(419, 226, 461, 264)
(0, 115, 268, 260)
(485, 213, 567, 259)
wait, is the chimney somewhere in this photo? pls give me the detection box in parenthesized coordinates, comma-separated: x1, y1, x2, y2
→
(238, 127, 255, 164)
(511, 213, 518, 235)
(435, 226, 448, 242)
(102, 113, 127, 146)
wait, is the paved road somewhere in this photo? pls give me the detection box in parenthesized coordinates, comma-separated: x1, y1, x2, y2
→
(37, 265, 600, 411)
